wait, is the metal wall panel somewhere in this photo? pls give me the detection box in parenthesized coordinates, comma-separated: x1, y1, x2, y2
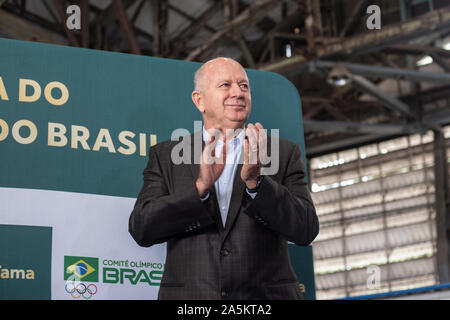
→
(310, 131, 442, 299)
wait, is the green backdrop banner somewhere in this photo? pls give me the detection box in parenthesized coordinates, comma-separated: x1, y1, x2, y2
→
(0, 38, 315, 300)
(0, 224, 52, 300)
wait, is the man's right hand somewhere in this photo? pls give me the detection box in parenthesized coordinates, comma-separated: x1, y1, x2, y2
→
(196, 134, 227, 197)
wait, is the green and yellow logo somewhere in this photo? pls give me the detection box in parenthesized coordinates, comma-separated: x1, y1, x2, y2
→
(64, 256, 99, 282)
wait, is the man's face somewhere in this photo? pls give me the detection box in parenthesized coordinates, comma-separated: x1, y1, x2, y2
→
(196, 59, 251, 130)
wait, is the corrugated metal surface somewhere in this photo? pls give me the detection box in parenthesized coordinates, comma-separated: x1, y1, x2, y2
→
(311, 128, 444, 299)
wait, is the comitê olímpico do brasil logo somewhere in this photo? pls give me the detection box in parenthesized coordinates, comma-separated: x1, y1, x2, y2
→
(64, 256, 98, 299)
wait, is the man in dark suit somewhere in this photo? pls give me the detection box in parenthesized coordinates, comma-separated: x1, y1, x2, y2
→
(129, 57, 319, 300)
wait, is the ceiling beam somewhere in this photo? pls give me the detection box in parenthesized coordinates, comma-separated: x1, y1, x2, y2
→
(1, 1, 64, 36)
(237, 36, 256, 68)
(113, 0, 141, 54)
(167, 3, 217, 34)
(91, 0, 137, 27)
(310, 60, 450, 84)
(254, 7, 307, 64)
(429, 52, 450, 72)
(169, 1, 222, 58)
(52, 0, 79, 47)
(303, 120, 424, 135)
(260, 6, 450, 74)
(322, 103, 351, 122)
(0, 8, 64, 44)
(41, 0, 58, 23)
(423, 107, 450, 126)
(80, 0, 89, 48)
(384, 44, 450, 58)
(339, 0, 370, 37)
(350, 74, 414, 118)
(305, 106, 450, 157)
(131, 0, 146, 24)
(150, 0, 169, 56)
(186, 0, 284, 61)
(303, 104, 326, 120)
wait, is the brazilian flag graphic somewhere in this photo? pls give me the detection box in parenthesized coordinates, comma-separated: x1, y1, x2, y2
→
(64, 256, 99, 282)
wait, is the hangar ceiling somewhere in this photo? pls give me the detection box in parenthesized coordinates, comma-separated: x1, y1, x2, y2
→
(0, 0, 449, 158)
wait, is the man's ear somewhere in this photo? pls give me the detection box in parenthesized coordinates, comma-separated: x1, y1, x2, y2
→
(192, 91, 205, 113)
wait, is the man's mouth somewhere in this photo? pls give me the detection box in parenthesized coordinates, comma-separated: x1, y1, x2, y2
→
(225, 104, 245, 108)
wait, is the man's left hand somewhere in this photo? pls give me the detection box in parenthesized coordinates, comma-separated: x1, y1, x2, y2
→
(241, 122, 266, 189)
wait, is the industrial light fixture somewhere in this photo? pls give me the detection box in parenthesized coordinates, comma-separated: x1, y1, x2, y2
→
(327, 63, 352, 87)
(285, 44, 292, 58)
(416, 55, 433, 67)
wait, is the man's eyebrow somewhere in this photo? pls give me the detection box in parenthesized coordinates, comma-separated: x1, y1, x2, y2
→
(215, 78, 249, 84)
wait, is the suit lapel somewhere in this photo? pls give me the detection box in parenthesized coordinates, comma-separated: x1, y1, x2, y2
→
(188, 131, 223, 230)
(188, 131, 202, 180)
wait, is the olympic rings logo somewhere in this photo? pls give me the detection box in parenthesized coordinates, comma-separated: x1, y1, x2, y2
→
(65, 282, 98, 299)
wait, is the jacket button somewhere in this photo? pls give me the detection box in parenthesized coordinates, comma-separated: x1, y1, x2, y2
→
(220, 249, 230, 256)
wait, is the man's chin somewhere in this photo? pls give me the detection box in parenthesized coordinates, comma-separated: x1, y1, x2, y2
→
(224, 118, 247, 129)
(225, 111, 248, 121)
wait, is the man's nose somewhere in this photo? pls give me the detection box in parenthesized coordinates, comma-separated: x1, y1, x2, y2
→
(229, 83, 244, 97)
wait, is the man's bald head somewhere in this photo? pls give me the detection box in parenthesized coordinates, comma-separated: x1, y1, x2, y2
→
(194, 57, 248, 92)
(191, 57, 251, 130)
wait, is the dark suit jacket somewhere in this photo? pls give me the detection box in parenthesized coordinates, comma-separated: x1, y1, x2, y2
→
(129, 132, 319, 300)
